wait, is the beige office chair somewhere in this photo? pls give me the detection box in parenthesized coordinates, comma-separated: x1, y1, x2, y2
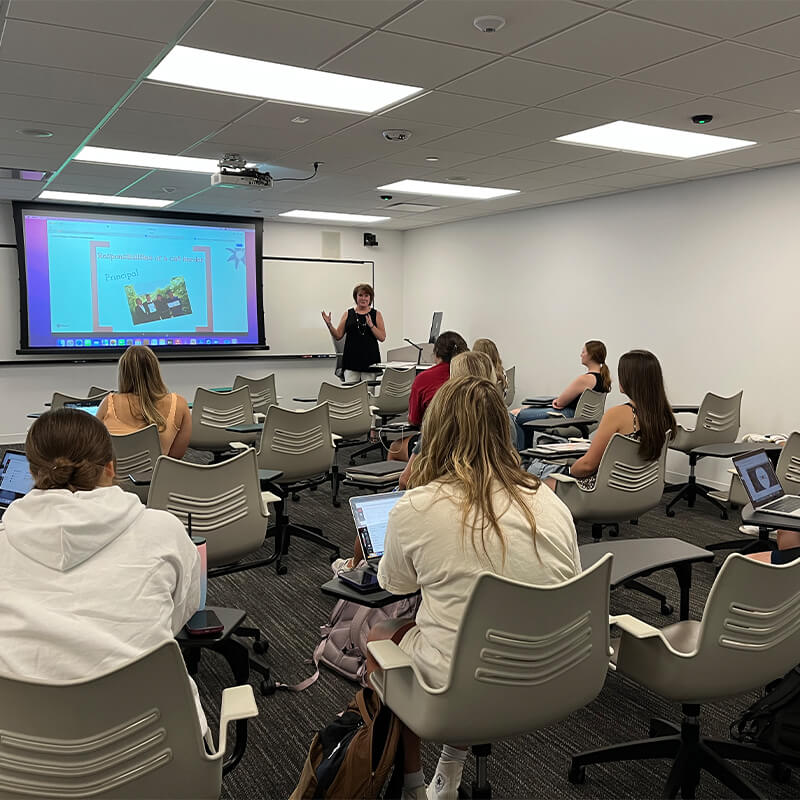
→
(232, 374, 277, 415)
(50, 390, 109, 410)
(664, 391, 742, 518)
(0, 640, 257, 800)
(570, 554, 800, 799)
(544, 388, 608, 439)
(368, 555, 613, 799)
(504, 364, 516, 407)
(189, 386, 256, 456)
(255, 403, 339, 574)
(110, 424, 161, 503)
(317, 381, 374, 471)
(87, 385, 112, 397)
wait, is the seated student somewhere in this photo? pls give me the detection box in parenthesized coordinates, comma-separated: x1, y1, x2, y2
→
(511, 340, 611, 450)
(0, 409, 206, 733)
(748, 529, 800, 564)
(532, 349, 676, 492)
(368, 376, 581, 800)
(97, 344, 191, 458)
(472, 337, 508, 396)
(387, 331, 468, 462)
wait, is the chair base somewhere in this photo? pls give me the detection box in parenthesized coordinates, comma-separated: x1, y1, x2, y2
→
(624, 579, 673, 616)
(273, 521, 340, 575)
(569, 706, 789, 799)
(665, 455, 728, 520)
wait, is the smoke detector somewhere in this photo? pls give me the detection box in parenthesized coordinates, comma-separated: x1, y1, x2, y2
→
(473, 15, 506, 33)
(382, 129, 413, 142)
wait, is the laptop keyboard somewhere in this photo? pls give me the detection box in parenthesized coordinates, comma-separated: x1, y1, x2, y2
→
(766, 496, 800, 513)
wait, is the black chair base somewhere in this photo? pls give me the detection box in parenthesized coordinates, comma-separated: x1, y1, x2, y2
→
(569, 706, 789, 799)
(665, 454, 728, 519)
(451, 744, 492, 799)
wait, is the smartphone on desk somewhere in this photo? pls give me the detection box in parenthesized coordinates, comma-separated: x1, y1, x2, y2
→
(186, 609, 224, 636)
(338, 567, 380, 593)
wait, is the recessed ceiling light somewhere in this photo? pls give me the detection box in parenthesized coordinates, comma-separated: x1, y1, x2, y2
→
(377, 179, 519, 200)
(39, 190, 173, 208)
(17, 128, 53, 138)
(556, 121, 755, 159)
(75, 146, 219, 173)
(279, 210, 390, 223)
(425, 156, 440, 162)
(291, 116, 310, 124)
(149, 45, 422, 114)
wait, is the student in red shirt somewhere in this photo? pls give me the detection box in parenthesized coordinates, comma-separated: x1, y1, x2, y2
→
(388, 331, 467, 461)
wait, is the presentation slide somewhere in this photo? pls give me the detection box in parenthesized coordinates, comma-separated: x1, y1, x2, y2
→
(16, 206, 263, 352)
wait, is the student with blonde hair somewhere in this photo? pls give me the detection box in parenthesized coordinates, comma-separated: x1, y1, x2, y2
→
(472, 337, 507, 395)
(369, 376, 581, 799)
(97, 345, 191, 457)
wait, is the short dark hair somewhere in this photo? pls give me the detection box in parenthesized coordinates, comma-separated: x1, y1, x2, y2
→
(353, 283, 374, 303)
(434, 331, 468, 364)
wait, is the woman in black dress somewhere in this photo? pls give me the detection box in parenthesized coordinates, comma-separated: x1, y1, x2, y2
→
(321, 283, 386, 382)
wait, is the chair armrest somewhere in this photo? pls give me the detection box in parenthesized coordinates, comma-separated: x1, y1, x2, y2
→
(550, 473, 578, 484)
(218, 684, 258, 757)
(228, 441, 250, 450)
(609, 614, 661, 639)
(369, 405, 380, 414)
(128, 471, 152, 486)
(254, 412, 265, 422)
(367, 639, 413, 672)
(260, 490, 280, 516)
(332, 433, 342, 444)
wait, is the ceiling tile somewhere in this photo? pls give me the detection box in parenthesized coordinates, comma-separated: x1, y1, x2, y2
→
(47, 175, 143, 194)
(185, 139, 289, 165)
(492, 162, 603, 189)
(705, 137, 800, 167)
(0, 179, 46, 201)
(516, 12, 716, 76)
(420, 128, 533, 155)
(385, 0, 600, 53)
(235, 102, 362, 139)
(452, 154, 552, 178)
(501, 139, 607, 164)
(521, 180, 619, 204)
(0, 141, 76, 170)
(623, 0, 800, 38)
(542, 78, 696, 118)
(712, 113, 800, 143)
(7, 0, 206, 43)
(586, 170, 670, 188)
(0, 93, 108, 129)
(629, 42, 800, 94)
(739, 15, 800, 58)
(442, 58, 605, 105)
(477, 106, 609, 140)
(0, 19, 163, 78)
(249, 0, 414, 27)
(381, 91, 523, 127)
(634, 96, 779, 131)
(378, 146, 484, 169)
(634, 159, 741, 179)
(54, 162, 149, 186)
(563, 150, 674, 173)
(91, 109, 222, 152)
(0, 118, 89, 146)
(182, 0, 368, 67)
(719, 71, 800, 112)
(323, 31, 495, 87)
(341, 160, 434, 180)
(125, 84, 261, 122)
(209, 120, 339, 152)
(118, 171, 212, 199)
(337, 115, 459, 147)
(0, 61, 131, 106)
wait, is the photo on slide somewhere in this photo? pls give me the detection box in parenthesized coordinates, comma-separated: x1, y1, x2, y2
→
(124, 277, 193, 326)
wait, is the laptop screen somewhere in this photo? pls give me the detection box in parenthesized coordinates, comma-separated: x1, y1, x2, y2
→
(0, 451, 35, 507)
(64, 402, 101, 416)
(733, 450, 784, 507)
(350, 491, 405, 560)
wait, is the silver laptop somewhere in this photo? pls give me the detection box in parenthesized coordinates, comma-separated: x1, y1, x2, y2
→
(349, 491, 405, 568)
(0, 450, 34, 519)
(732, 449, 800, 517)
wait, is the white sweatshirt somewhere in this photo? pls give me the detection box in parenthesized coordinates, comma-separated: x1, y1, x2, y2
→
(0, 485, 206, 733)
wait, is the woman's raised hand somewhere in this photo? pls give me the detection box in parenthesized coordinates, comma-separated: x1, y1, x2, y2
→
(321, 310, 332, 325)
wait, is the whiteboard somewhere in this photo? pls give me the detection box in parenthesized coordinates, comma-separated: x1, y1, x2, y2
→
(263, 257, 374, 356)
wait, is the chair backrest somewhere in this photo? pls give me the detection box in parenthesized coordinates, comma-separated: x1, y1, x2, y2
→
(386, 344, 419, 363)
(147, 448, 266, 568)
(232, 374, 277, 414)
(776, 432, 800, 492)
(504, 365, 516, 407)
(672, 391, 742, 451)
(110, 424, 161, 502)
(190, 386, 254, 450)
(436, 555, 612, 742)
(574, 388, 607, 421)
(51, 390, 110, 410)
(256, 403, 334, 484)
(0, 641, 220, 800)
(317, 381, 373, 439)
(373, 367, 414, 416)
(88, 386, 112, 397)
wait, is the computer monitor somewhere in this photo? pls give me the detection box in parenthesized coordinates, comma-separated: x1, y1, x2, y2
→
(428, 311, 443, 344)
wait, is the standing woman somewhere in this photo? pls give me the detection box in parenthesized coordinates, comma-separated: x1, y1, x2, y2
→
(322, 283, 386, 383)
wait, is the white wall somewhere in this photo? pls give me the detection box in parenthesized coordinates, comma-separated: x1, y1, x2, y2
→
(0, 205, 405, 443)
(402, 163, 800, 488)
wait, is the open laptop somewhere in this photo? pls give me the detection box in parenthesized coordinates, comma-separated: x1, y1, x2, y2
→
(349, 491, 406, 568)
(732, 449, 800, 517)
(64, 400, 102, 416)
(0, 450, 35, 519)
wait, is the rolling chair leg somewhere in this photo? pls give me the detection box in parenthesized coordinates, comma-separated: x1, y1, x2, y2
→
(624, 579, 673, 616)
(471, 744, 492, 799)
(331, 466, 341, 508)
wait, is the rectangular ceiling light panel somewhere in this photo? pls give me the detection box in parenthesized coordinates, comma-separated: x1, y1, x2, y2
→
(75, 146, 219, 173)
(280, 210, 390, 223)
(39, 190, 173, 208)
(150, 46, 423, 114)
(556, 121, 755, 159)
(377, 179, 519, 200)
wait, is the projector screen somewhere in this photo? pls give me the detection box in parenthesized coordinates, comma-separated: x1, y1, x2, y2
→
(13, 203, 264, 354)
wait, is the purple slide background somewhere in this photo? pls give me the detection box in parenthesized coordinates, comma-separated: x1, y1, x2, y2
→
(21, 212, 262, 349)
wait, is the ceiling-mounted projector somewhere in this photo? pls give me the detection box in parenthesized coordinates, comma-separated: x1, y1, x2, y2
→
(211, 152, 273, 190)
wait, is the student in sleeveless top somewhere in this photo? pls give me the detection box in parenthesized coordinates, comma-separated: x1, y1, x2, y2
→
(529, 350, 676, 491)
(471, 337, 508, 396)
(97, 345, 191, 458)
(511, 340, 612, 450)
(321, 283, 386, 384)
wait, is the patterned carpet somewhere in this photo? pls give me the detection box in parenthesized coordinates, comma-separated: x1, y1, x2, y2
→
(3, 445, 797, 799)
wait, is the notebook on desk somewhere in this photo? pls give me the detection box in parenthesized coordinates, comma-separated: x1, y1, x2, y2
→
(732, 449, 800, 517)
(536, 441, 591, 454)
(0, 450, 34, 519)
(349, 491, 405, 567)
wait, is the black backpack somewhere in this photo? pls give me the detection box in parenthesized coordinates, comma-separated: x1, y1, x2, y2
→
(731, 665, 800, 762)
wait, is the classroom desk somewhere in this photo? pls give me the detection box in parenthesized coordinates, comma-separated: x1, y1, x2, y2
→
(521, 444, 590, 460)
(672, 404, 700, 414)
(523, 416, 598, 437)
(738, 503, 797, 555)
(321, 575, 418, 608)
(227, 423, 263, 434)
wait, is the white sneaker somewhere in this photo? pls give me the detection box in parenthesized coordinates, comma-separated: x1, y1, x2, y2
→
(738, 525, 760, 536)
(330, 557, 353, 576)
(401, 785, 427, 800)
(426, 761, 464, 800)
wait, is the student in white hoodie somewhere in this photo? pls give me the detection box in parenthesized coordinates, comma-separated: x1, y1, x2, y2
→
(0, 408, 206, 733)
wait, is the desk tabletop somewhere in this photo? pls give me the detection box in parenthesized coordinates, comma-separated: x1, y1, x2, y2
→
(321, 577, 418, 608)
(672, 404, 700, 414)
(522, 417, 598, 432)
(227, 423, 263, 433)
(522, 445, 589, 460)
(691, 442, 783, 458)
(741, 502, 800, 532)
(176, 606, 246, 645)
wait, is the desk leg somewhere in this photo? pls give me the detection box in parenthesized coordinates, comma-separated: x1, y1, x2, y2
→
(673, 563, 691, 621)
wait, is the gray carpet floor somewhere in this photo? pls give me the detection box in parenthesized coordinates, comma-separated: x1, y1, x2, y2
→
(3, 445, 797, 799)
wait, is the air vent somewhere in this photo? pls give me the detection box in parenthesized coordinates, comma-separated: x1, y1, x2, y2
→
(386, 202, 439, 212)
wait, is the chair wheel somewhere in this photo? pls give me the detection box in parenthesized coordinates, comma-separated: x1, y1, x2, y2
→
(292, 494, 300, 502)
(568, 764, 585, 784)
(332, 499, 341, 508)
(720, 510, 729, 520)
(310, 485, 318, 492)
(253, 640, 268, 654)
(660, 603, 674, 616)
(276, 564, 288, 576)
(260, 678, 276, 696)
(609, 524, 619, 538)
(771, 764, 791, 783)
(666, 509, 675, 518)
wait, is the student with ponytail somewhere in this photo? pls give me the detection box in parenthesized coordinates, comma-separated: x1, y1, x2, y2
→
(511, 340, 612, 450)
